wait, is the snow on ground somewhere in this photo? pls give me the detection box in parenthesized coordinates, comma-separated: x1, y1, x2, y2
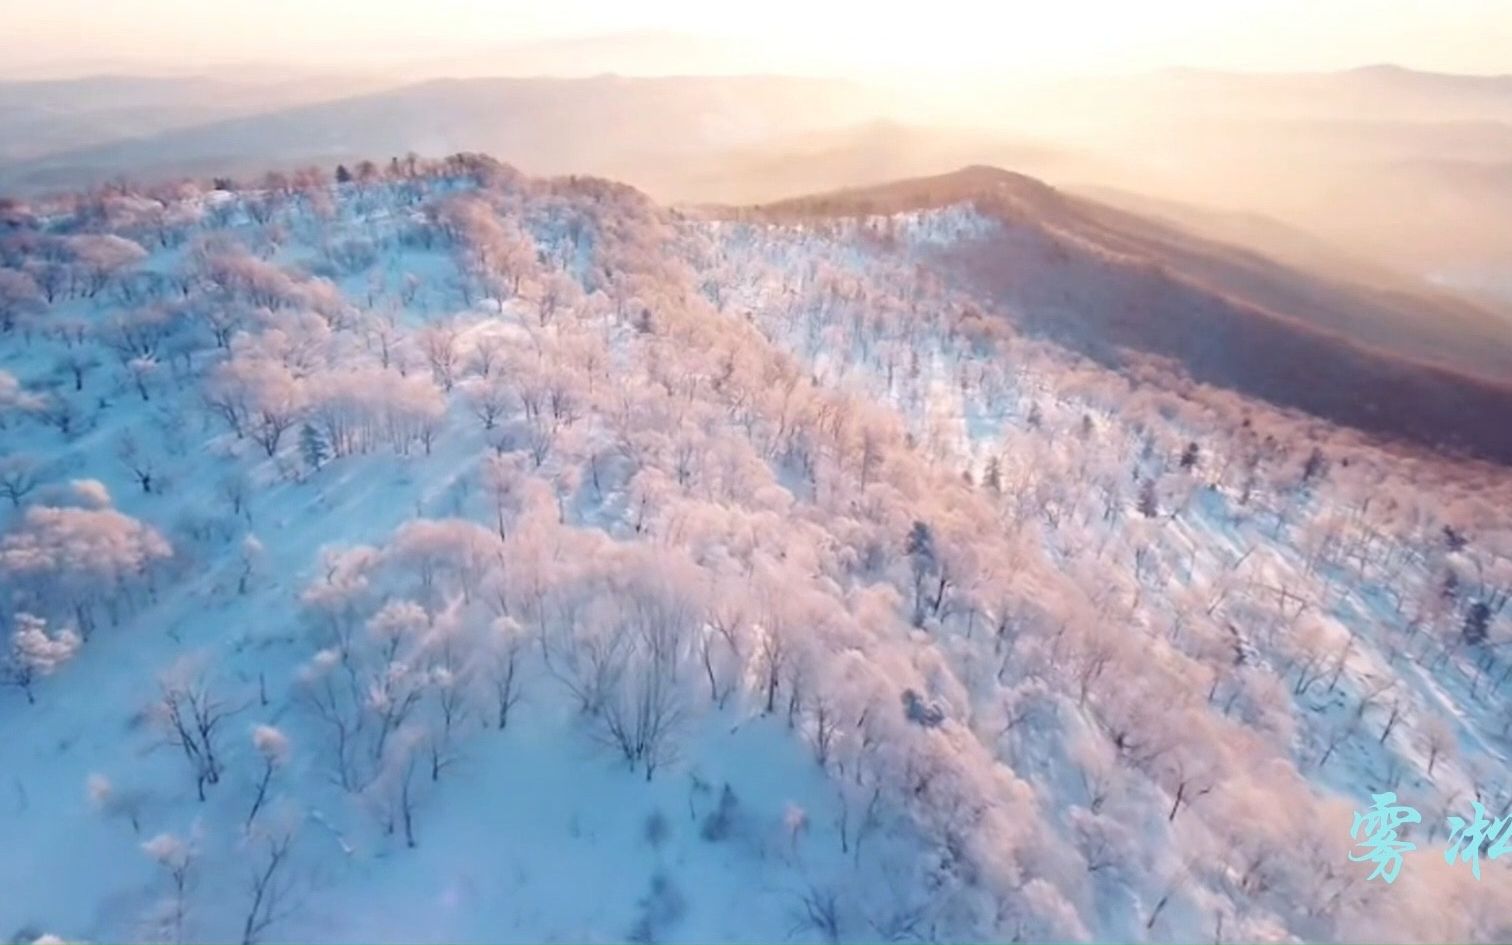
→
(0, 167, 934, 945)
(694, 204, 1512, 934)
(2, 161, 1511, 944)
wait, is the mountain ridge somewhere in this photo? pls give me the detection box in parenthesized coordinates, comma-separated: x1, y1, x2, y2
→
(726, 165, 1512, 463)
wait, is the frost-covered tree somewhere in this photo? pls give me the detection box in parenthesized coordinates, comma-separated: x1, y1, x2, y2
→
(86, 772, 144, 834)
(154, 664, 246, 801)
(0, 368, 47, 418)
(0, 454, 42, 507)
(3, 612, 81, 703)
(66, 233, 147, 297)
(486, 615, 525, 729)
(240, 824, 298, 945)
(238, 534, 263, 595)
(205, 356, 306, 455)
(417, 321, 461, 391)
(142, 830, 196, 944)
(0, 502, 172, 634)
(245, 724, 289, 829)
(462, 374, 512, 431)
(0, 266, 43, 332)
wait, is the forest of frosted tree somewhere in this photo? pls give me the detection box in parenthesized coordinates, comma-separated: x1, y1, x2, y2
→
(1, 154, 1511, 943)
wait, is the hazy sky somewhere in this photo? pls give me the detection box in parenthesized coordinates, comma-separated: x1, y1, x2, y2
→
(2, 0, 1509, 77)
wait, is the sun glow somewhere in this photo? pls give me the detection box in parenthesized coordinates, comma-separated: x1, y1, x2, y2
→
(0, 0, 1508, 77)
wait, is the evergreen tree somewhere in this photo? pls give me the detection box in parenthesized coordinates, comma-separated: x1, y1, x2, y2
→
(334, 164, 352, 185)
(299, 423, 329, 471)
(984, 455, 1003, 493)
(905, 521, 938, 627)
(1302, 446, 1326, 483)
(1442, 569, 1461, 602)
(1180, 441, 1200, 470)
(905, 520, 936, 562)
(1464, 601, 1492, 646)
(1138, 478, 1159, 518)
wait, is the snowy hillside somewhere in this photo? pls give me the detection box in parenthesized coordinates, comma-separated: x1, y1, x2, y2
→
(2, 156, 1511, 943)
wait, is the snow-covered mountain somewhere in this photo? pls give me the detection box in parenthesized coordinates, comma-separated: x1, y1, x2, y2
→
(747, 167, 1512, 457)
(7, 65, 1512, 291)
(2, 157, 1511, 943)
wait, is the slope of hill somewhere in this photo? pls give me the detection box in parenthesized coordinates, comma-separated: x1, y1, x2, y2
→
(742, 166, 1512, 463)
(1, 157, 1510, 944)
(1068, 184, 1408, 287)
(4, 64, 1507, 295)
(961, 66, 1512, 280)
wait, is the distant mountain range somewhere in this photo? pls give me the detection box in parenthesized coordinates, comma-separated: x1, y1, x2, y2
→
(1, 63, 1508, 297)
(0, 72, 389, 164)
(0, 74, 880, 190)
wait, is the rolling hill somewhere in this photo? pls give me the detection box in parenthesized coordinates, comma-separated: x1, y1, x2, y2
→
(2, 154, 1510, 944)
(0, 74, 883, 192)
(0, 72, 389, 164)
(743, 166, 1512, 463)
